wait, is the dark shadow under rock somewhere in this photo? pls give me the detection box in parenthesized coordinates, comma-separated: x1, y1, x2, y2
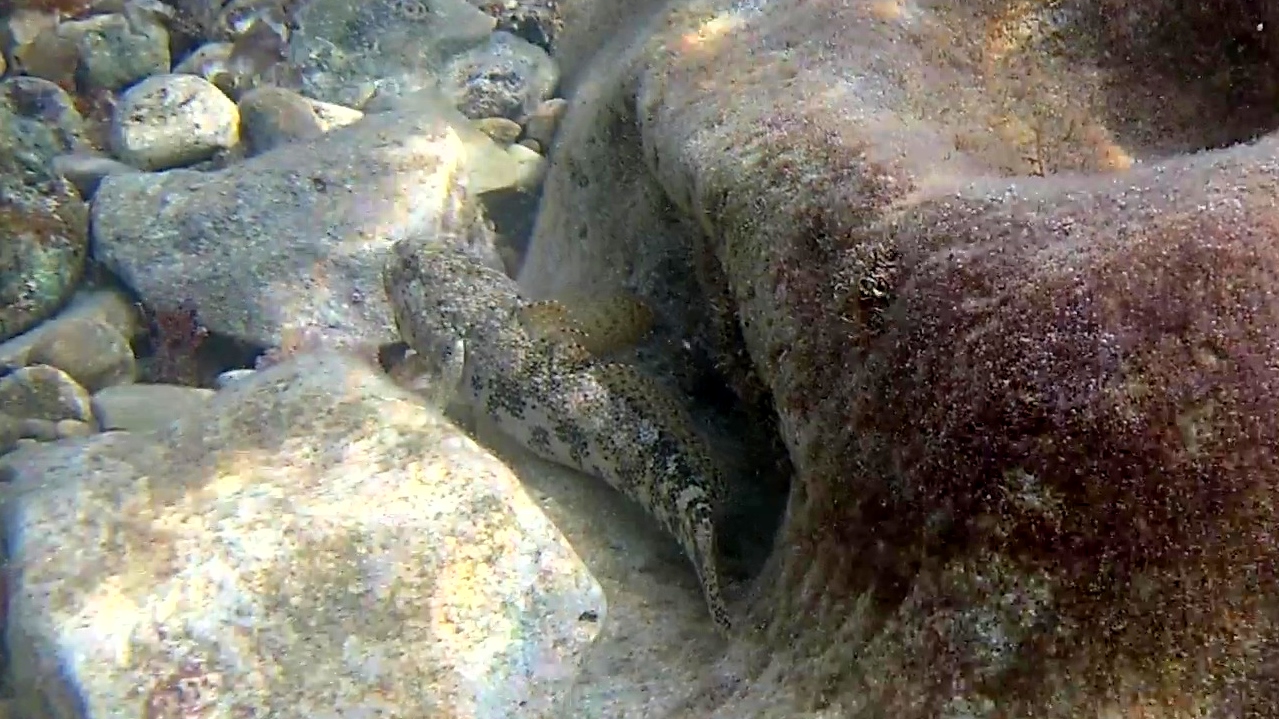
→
(524, 0, 1279, 715)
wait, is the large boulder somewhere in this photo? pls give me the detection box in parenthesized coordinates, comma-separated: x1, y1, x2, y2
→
(523, 0, 1279, 715)
(0, 352, 603, 718)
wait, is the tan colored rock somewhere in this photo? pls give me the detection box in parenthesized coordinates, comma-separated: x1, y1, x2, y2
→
(0, 289, 142, 369)
(237, 85, 326, 155)
(523, 0, 1279, 715)
(475, 116, 523, 145)
(53, 418, 93, 439)
(521, 97, 566, 150)
(26, 316, 136, 393)
(307, 97, 364, 132)
(0, 351, 602, 718)
(0, 365, 94, 425)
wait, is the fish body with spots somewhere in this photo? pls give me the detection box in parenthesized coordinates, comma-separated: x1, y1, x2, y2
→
(384, 239, 733, 634)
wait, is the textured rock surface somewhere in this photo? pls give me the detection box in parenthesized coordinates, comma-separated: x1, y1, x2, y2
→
(523, 0, 1279, 715)
(0, 351, 603, 719)
(0, 289, 141, 368)
(0, 77, 92, 344)
(288, 0, 496, 108)
(109, 73, 241, 170)
(91, 91, 503, 352)
(90, 383, 215, 433)
(26, 316, 136, 393)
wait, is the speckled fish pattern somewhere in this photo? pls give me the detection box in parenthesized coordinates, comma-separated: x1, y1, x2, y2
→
(383, 239, 733, 634)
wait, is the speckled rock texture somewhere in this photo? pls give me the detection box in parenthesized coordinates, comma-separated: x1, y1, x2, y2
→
(90, 90, 504, 353)
(523, 0, 1279, 715)
(0, 77, 92, 344)
(0, 351, 604, 719)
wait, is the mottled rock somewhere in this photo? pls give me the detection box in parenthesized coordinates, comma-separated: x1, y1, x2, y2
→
(53, 418, 93, 438)
(306, 96, 364, 131)
(91, 91, 514, 352)
(0, 100, 90, 343)
(237, 85, 325, 155)
(0, 351, 602, 719)
(26, 316, 136, 393)
(288, 0, 496, 108)
(172, 40, 234, 78)
(522, 0, 1279, 716)
(475, 115, 522, 144)
(467, 0, 561, 53)
(110, 73, 240, 169)
(445, 30, 559, 120)
(0, 364, 94, 424)
(58, 12, 170, 91)
(521, 96, 565, 150)
(5, 11, 77, 87)
(0, 289, 142, 368)
(91, 382, 215, 433)
(0, 76, 90, 160)
(50, 151, 141, 199)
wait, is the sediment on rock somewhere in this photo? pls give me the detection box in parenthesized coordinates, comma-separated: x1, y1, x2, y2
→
(529, 0, 1279, 715)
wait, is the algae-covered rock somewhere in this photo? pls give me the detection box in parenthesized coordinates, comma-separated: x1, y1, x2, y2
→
(0, 117, 89, 344)
(524, 0, 1279, 715)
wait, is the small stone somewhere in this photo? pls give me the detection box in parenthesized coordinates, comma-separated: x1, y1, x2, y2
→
(505, 141, 547, 190)
(2, 9, 59, 59)
(445, 30, 560, 120)
(0, 365, 95, 424)
(110, 73, 240, 170)
(518, 137, 542, 154)
(214, 368, 256, 389)
(9, 21, 77, 87)
(173, 42, 235, 80)
(58, 12, 170, 91)
(475, 116, 523, 145)
(91, 383, 215, 433)
(522, 97, 566, 150)
(2, 352, 603, 716)
(0, 289, 143, 369)
(472, 0, 562, 52)
(0, 76, 90, 157)
(54, 418, 93, 438)
(17, 417, 58, 442)
(51, 152, 141, 199)
(0, 97, 91, 343)
(26, 316, 137, 393)
(237, 85, 325, 155)
(306, 98, 364, 132)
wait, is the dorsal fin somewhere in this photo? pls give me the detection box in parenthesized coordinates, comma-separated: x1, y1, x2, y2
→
(520, 294, 656, 356)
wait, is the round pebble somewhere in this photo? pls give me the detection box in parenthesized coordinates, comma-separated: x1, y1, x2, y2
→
(0, 364, 95, 424)
(110, 73, 241, 170)
(26, 316, 137, 393)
